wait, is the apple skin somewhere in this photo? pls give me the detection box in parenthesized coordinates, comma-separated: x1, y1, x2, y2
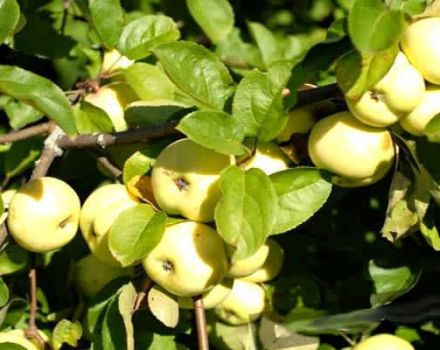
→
(308, 111, 395, 187)
(85, 83, 138, 132)
(73, 254, 133, 298)
(151, 139, 234, 223)
(142, 221, 229, 297)
(178, 278, 233, 309)
(7, 177, 81, 253)
(102, 49, 134, 73)
(346, 52, 425, 127)
(401, 17, 440, 84)
(215, 279, 266, 325)
(0, 329, 48, 349)
(400, 86, 440, 136)
(227, 243, 270, 278)
(241, 142, 289, 175)
(353, 334, 414, 350)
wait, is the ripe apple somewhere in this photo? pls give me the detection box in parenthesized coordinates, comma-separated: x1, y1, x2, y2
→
(151, 139, 234, 223)
(227, 242, 270, 278)
(0, 328, 48, 349)
(242, 239, 284, 283)
(178, 278, 233, 309)
(346, 52, 425, 127)
(353, 334, 414, 350)
(85, 83, 138, 132)
(401, 17, 440, 84)
(308, 111, 395, 187)
(7, 177, 81, 253)
(142, 221, 229, 297)
(240, 142, 289, 175)
(102, 49, 134, 74)
(73, 254, 133, 298)
(400, 86, 440, 136)
(215, 279, 266, 325)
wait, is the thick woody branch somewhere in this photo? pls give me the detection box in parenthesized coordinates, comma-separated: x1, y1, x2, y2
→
(0, 122, 53, 145)
(193, 295, 209, 350)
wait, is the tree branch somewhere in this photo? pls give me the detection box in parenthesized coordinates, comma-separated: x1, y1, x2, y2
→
(296, 83, 342, 106)
(193, 295, 209, 350)
(133, 276, 152, 313)
(96, 156, 122, 179)
(0, 122, 53, 145)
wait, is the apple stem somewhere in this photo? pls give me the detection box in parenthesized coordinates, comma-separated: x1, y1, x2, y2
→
(193, 295, 209, 350)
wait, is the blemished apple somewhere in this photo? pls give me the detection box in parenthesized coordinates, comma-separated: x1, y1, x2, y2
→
(227, 243, 270, 278)
(85, 83, 138, 132)
(178, 278, 233, 309)
(151, 138, 234, 223)
(401, 17, 440, 84)
(215, 279, 266, 325)
(308, 111, 395, 187)
(346, 52, 425, 127)
(142, 221, 229, 297)
(0, 328, 48, 349)
(241, 239, 284, 283)
(240, 142, 289, 175)
(102, 49, 134, 73)
(400, 86, 440, 136)
(353, 334, 414, 350)
(7, 177, 81, 253)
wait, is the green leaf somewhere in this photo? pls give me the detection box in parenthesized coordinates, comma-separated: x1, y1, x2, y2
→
(109, 204, 167, 267)
(73, 101, 114, 134)
(0, 243, 29, 276)
(368, 260, 419, 307)
(348, 0, 406, 54)
(270, 167, 332, 235)
(215, 166, 278, 260)
(0, 343, 27, 350)
(89, 0, 124, 48)
(147, 285, 179, 328)
(118, 283, 137, 350)
(0, 0, 20, 43)
(425, 114, 440, 143)
(0, 277, 9, 307)
(4, 99, 44, 130)
(101, 293, 127, 350)
(4, 138, 42, 181)
(118, 15, 180, 60)
(248, 22, 282, 68)
(52, 319, 83, 350)
(419, 207, 440, 250)
(153, 41, 234, 110)
(177, 110, 245, 155)
(125, 101, 188, 129)
(122, 150, 156, 183)
(0, 66, 76, 135)
(187, 0, 234, 44)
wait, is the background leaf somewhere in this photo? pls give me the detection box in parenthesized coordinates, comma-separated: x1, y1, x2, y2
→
(73, 101, 114, 134)
(0, 0, 20, 43)
(89, 0, 124, 48)
(52, 319, 83, 350)
(0, 277, 9, 307)
(248, 22, 282, 68)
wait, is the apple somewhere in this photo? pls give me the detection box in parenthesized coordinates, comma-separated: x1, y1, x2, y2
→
(85, 83, 138, 132)
(151, 138, 234, 223)
(7, 177, 81, 253)
(308, 111, 395, 187)
(353, 334, 414, 350)
(142, 221, 229, 297)
(346, 52, 425, 127)
(227, 242, 270, 278)
(241, 239, 284, 283)
(0, 329, 48, 349)
(102, 49, 134, 74)
(240, 142, 289, 175)
(214, 279, 266, 325)
(73, 254, 133, 298)
(178, 278, 233, 309)
(400, 86, 440, 136)
(401, 17, 440, 84)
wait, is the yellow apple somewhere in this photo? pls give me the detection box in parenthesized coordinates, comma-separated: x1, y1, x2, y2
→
(73, 254, 133, 298)
(0, 329, 48, 349)
(142, 221, 228, 297)
(241, 239, 284, 283)
(85, 83, 138, 132)
(215, 279, 266, 325)
(240, 142, 289, 175)
(7, 177, 81, 253)
(102, 49, 134, 73)
(346, 52, 425, 127)
(401, 17, 440, 84)
(308, 111, 395, 187)
(227, 243, 270, 278)
(178, 278, 233, 309)
(353, 334, 414, 350)
(151, 139, 234, 223)
(400, 86, 440, 136)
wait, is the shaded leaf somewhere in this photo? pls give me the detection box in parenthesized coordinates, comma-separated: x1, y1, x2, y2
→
(73, 101, 114, 134)
(0, 243, 29, 276)
(0, 0, 20, 43)
(89, 0, 124, 48)
(52, 319, 82, 350)
(4, 138, 42, 181)
(0, 278, 8, 307)
(4, 100, 44, 130)
(425, 114, 440, 143)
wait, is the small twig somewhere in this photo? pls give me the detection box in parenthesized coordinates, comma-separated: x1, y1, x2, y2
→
(96, 156, 122, 179)
(296, 83, 342, 107)
(31, 147, 58, 179)
(0, 224, 8, 249)
(193, 295, 209, 350)
(0, 122, 53, 145)
(133, 276, 152, 313)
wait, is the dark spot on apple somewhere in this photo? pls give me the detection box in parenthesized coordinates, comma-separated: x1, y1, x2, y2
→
(162, 260, 174, 272)
(174, 177, 189, 191)
(370, 90, 381, 102)
(58, 216, 71, 229)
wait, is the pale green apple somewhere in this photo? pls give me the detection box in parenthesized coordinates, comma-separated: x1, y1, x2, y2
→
(178, 278, 233, 309)
(401, 17, 440, 84)
(151, 139, 234, 223)
(353, 334, 414, 350)
(227, 243, 270, 278)
(240, 142, 289, 175)
(0, 329, 48, 349)
(85, 83, 138, 132)
(73, 254, 133, 298)
(308, 112, 395, 187)
(102, 49, 134, 73)
(142, 221, 229, 297)
(400, 86, 440, 136)
(215, 279, 266, 325)
(7, 177, 81, 253)
(241, 239, 284, 283)
(346, 52, 425, 127)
